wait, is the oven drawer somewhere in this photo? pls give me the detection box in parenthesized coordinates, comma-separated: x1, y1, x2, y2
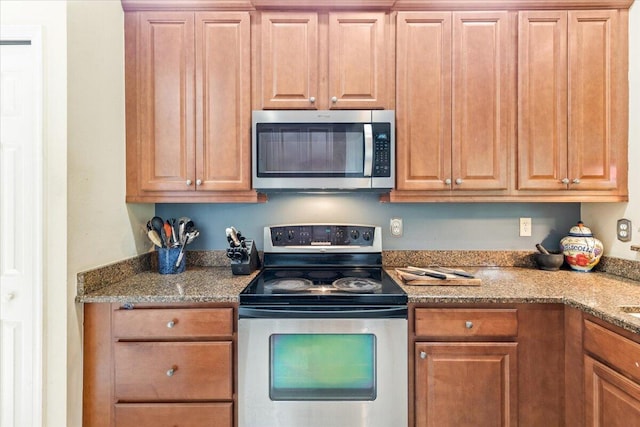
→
(115, 403, 233, 427)
(414, 308, 518, 338)
(114, 342, 233, 401)
(113, 307, 233, 339)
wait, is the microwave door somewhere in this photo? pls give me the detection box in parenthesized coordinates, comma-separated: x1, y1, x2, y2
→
(255, 122, 370, 189)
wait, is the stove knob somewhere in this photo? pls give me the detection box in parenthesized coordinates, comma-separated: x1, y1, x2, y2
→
(362, 231, 371, 241)
(273, 232, 283, 242)
(287, 230, 296, 241)
(350, 229, 360, 240)
(335, 229, 345, 242)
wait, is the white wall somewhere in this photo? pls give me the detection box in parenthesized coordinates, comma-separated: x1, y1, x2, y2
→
(582, 4, 640, 262)
(66, 1, 153, 426)
(2, 1, 152, 426)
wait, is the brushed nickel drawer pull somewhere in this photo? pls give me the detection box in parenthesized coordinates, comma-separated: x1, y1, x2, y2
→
(167, 320, 176, 329)
(420, 351, 427, 359)
(166, 366, 177, 377)
(465, 321, 474, 329)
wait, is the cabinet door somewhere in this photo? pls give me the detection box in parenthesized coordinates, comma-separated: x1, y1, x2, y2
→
(260, 12, 318, 109)
(137, 12, 196, 192)
(196, 12, 251, 191)
(328, 12, 388, 109)
(517, 11, 568, 190)
(584, 356, 640, 427)
(452, 12, 512, 191)
(568, 10, 620, 191)
(415, 342, 518, 427)
(396, 12, 452, 191)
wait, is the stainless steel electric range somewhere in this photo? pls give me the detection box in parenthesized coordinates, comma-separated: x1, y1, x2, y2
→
(238, 224, 408, 427)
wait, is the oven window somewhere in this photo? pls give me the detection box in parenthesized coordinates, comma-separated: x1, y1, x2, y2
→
(269, 333, 376, 401)
(257, 123, 365, 176)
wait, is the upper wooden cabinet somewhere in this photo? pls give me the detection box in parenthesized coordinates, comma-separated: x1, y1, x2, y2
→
(125, 11, 260, 202)
(392, 11, 514, 198)
(255, 11, 391, 110)
(517, 10, 628, 200)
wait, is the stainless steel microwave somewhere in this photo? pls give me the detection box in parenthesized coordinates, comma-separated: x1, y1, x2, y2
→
(252, 110, 395, 191)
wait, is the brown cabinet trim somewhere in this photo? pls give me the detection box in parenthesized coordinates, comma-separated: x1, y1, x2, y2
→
(122, 0, 635, 12)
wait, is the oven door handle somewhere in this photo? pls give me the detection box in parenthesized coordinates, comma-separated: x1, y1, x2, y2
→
(239, 306, 407, 319)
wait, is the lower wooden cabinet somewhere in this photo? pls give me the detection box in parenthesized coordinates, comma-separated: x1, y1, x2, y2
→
(83, 303, 236, 427)
(114, 342, 232, 401)
(583, 318, 640, 426)
(410, 304, 565, 427)
(415, 342, 518, 426)
(584, 356, 640, 426)
(114, 403, 233, 427)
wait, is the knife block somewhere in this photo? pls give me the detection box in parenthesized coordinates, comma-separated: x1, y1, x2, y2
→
(228, 240, 260, 275)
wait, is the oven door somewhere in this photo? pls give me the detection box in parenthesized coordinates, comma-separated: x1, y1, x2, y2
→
(238, 307, 407, 427)
(252, 110, 394, 190)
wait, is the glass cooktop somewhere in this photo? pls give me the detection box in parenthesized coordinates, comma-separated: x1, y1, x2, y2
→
(239, 267, 407, 306)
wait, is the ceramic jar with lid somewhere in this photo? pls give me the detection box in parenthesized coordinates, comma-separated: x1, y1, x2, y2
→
(559, 221, 604, 272)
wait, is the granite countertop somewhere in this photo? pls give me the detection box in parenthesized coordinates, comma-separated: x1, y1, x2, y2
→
(78, 266, 259, 304)
(391, 267, 640, 335)
(77, 261, 640, 335)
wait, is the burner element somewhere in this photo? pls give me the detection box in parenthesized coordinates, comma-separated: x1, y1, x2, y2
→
(332, 277, 382, 293)
(265, 278, 313, 292)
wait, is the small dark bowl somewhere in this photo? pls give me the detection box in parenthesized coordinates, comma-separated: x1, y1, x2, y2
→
(534, 253, 565, 271)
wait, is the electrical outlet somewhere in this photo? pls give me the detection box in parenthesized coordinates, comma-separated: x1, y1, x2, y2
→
(519, 218, 532, 237)
(617, 218, 632, 242)
(390, 218, 403, 237)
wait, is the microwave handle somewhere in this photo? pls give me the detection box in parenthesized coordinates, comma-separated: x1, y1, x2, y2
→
(363, 124, 373, 177)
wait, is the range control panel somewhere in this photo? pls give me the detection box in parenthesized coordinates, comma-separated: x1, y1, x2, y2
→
(269, 225, 376, 246)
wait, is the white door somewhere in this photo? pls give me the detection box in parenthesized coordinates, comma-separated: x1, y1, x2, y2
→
(0, 27, 43, 427)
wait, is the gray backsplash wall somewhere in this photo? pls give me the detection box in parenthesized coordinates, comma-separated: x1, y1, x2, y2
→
(156, 194, 580, 251)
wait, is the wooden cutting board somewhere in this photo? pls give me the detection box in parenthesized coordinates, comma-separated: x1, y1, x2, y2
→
(394, 268, 482, 286)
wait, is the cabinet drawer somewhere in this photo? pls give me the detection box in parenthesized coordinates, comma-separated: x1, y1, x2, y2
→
(113, 308, 233, 339)
(584, 320, 640, 383)
(115, 402, 232, 427)
(114, 342, 232, 401)
(414, 308, 518, 338)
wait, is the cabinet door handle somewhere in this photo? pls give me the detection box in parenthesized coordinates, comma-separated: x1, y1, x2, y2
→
(331, 96, 338, 103)
(572, 178, 581, 184)
(167, 320, 176, 329)
(196, 179, 202, 186)
(455, 178, 463, 185)
(419, 351, 427, 359)
(561, 178, 570, 184)
(465, 321, 474, 329)
(166, 366, 177, 377)
(186, 179, 192, 186)
(309, 96, 316, 103)
(444, 178, 452, 185)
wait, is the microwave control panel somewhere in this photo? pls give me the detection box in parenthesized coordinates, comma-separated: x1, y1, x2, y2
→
(372, 123, 391, 177)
